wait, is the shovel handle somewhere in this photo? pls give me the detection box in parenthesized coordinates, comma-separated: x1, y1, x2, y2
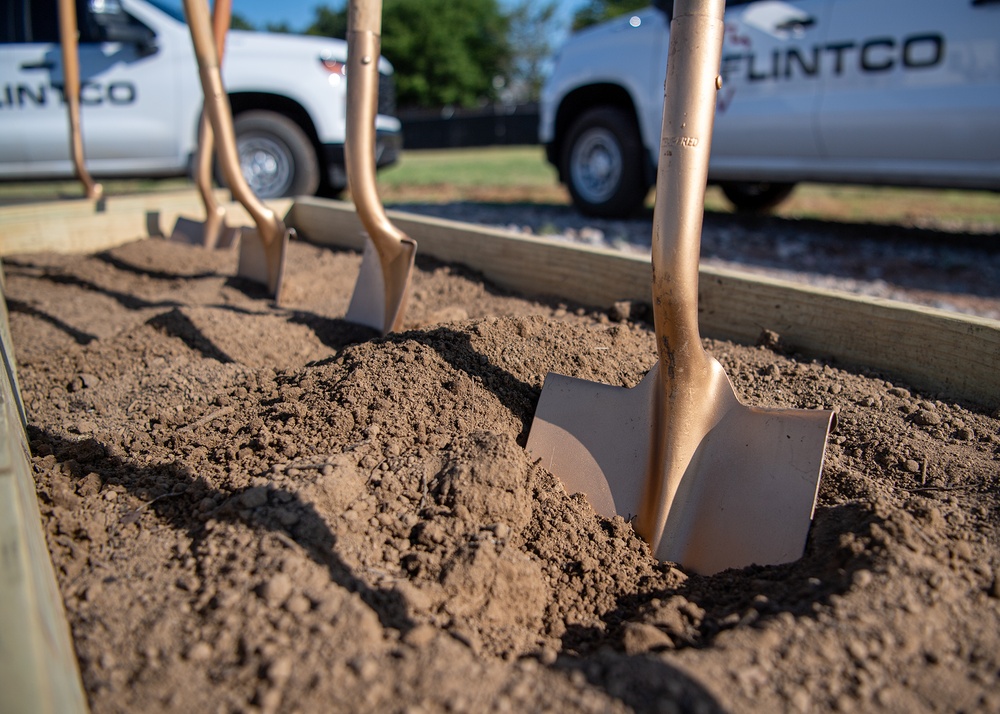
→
(346, 0, 410, 264)
(650, 0, 725, 379)
(57, 0, 102, 200)
(212, 0, 231, 55)
(192, 0, 232, 217)
(182, 0, 284, 247)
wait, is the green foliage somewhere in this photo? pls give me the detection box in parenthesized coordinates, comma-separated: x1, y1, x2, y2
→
(383, 0, 511, 108)
(305, 6, 347, 40)
(504, 0, 558, 103)
(571, 0, 650, 31)
(229, 12, 255, 31)
(304, 0, 512, 109)
(264, 21, 293, 34)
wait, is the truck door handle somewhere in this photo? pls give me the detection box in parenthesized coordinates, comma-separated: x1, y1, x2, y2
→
(775, 15, 816, 32)
(972, 0, 1000, 5)
(20, 60, 56, 70)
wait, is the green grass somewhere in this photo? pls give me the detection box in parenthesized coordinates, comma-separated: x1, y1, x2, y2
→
(744, 183, 1000, 229)
(3, 145, 998, 232)
(378, 146, 1000, 231)
(378, 145, 558, 188)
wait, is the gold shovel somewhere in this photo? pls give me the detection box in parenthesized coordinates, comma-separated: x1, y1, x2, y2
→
(526, 0, 833, 576)
(58, 0, 103, 202)
(343, 0, 416, 335)
(182, 0, 291, 301)
(170, 0, 238, 249)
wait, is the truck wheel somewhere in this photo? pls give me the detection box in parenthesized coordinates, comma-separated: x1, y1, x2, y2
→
(231, 110, 320, 199)
(720, 181, 796, 213)
(561, 106, 648, 218)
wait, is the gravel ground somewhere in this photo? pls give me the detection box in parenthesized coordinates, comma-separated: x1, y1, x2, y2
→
(389, 201, 1000, 321)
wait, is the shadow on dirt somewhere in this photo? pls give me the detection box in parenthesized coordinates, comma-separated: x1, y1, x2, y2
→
(5, 298, 98, 345)
(555, 651, 727, 714)
(544, 502, 883, 714)
(94, 250, 221, 281)
(3, 257, 187, 311)
(146, 308, 235, 363)
(560, 501, 881, 658)
(31, 428, 415, 634)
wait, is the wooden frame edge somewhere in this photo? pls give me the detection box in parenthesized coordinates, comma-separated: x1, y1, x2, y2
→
(0, 276, 89, 713)
(0, 194, 995, 408)
(288, 197, 1000, 409)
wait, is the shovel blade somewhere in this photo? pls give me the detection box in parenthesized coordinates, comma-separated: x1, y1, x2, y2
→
(345, 235, 417, 335)
(214, 224, 240, 250)
(669, 401, 833, 574)
(527, 370, 658, 522)
(236, 226, 292, 303)
(527, 365, 833, 575)
(168, 215, 210, 246)
(169, 215, 240, 249)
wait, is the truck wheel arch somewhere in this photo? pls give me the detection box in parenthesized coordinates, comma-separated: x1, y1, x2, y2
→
(552, 84, 651, 186)
(553, 85, 651, 217)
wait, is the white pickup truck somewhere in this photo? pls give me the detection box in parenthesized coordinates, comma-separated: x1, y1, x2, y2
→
(541, 0, 1000, 216)
(0, 0, 402, 198)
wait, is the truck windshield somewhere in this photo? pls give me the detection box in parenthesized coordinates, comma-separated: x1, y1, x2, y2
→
(144, 0, 186, 23)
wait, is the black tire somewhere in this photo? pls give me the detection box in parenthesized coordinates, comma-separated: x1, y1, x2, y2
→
(561, 106, 648, 218)
(720, 181, 796, 213)
(228, 110, 320, 199)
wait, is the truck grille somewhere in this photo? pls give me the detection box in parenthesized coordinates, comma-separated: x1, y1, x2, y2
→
(378, 70, 396, 116)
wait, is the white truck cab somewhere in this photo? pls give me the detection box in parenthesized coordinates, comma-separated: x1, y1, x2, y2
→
(0, 0, 402, 198)
(541, 0, 1000, 216)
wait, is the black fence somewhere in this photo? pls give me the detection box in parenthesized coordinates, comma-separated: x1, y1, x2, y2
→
(397, 103, 540, 150)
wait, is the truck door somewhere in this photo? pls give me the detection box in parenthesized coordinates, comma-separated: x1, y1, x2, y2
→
(710, 0, 831, 172)
(816, 0, 1000, 183)
(0, 0, 183, 177)
(0, 0, 58, 168)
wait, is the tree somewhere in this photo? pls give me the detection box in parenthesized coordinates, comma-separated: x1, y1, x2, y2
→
(305, 6, 347, 40)
(571, 0, 649, 32)
(503, 0, 558, 104)
(305, 0, 511, 109)
(264, 21, 293, 34)
(230, 12, 255, 31)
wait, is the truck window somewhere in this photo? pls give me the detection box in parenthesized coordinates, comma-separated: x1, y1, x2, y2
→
(0, 0, 92, 44)
(1, 0, 25, 42)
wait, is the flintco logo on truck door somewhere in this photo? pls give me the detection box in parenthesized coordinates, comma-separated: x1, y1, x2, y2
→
(0, 81, 138, 109)
(722, 32, 945, 82)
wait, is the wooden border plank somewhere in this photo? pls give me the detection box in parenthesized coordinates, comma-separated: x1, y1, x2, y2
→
(287, 196, 652, 305)
(0, 190, 291, 256)
(288, 197, 1000, 409)
(1, 193, 997, 408)
(0, 277, 89, 714)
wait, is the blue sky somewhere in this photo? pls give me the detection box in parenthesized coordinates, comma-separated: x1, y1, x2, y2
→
(231, 0, 590, 44)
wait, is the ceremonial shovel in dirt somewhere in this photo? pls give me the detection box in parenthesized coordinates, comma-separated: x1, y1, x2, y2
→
(169, 0, 238, 249)
(182, 0, 292, 301)
(58, 0, 103, 203)
(526, 0, 833, 576)
(343, 0, 417, 335)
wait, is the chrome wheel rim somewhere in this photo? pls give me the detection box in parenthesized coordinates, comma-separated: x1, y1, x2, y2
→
(238, 134, 291, 198)
(570, 127, 622, 205)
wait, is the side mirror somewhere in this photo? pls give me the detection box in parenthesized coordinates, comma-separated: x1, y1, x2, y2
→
(88, 0, 157, 53)
(651, 0, 674, 20)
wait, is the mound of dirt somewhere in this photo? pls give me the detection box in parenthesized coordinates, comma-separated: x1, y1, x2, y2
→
(5, 237, 999, 713)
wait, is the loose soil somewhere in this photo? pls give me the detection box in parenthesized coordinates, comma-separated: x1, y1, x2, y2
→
(4, 234, 1000, 713)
